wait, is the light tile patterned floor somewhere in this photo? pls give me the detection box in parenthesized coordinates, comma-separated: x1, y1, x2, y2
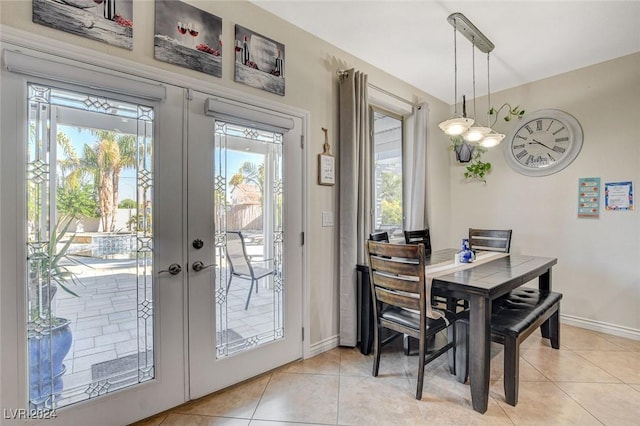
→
(133, 324, 640, 425)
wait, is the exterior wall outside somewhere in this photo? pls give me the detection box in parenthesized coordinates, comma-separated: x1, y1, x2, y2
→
(449, 52, 640, 333)
(0, 0, 451, 349)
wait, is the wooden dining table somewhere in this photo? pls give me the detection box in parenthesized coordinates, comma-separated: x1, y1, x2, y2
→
(357, 248, 558, 414)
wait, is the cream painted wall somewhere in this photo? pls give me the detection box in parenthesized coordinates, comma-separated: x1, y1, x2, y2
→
(449, 53, 640, 333)
(0, 1, 451, 347)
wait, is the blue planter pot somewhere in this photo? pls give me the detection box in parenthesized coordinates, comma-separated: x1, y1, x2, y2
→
(28, 319, 72, 409)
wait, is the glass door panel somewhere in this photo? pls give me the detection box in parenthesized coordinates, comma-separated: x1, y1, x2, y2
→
(25, 84, 155, 409)
(213, 121, 284, 357)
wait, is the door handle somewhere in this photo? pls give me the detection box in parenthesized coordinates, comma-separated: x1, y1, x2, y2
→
(192, 261, 214, 272)
(158, 263, 182, 275)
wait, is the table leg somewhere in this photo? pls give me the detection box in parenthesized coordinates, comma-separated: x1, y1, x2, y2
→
(469, 295, 491, 414)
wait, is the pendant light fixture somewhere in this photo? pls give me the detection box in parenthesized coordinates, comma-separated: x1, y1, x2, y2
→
(439, 13, 504, 147)
(438, 16, 474, 136)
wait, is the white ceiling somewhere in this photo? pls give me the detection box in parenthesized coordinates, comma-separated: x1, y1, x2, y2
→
(252, 1, 640, 104)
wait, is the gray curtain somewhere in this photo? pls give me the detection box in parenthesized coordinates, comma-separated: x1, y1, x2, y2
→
(338, 69, 370, 347)
(404, 103, 429, 230)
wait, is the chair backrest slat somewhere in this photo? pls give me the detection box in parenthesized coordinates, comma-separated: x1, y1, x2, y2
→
(468, 228, 512, 253)
(370, 269, 420, 293)
(374, 288, 421, 311)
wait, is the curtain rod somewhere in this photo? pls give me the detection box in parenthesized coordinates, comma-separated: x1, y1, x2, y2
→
(336, 69, 416, 108)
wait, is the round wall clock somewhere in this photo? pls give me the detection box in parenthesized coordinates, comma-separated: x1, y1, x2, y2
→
(503, 109, 583, 176)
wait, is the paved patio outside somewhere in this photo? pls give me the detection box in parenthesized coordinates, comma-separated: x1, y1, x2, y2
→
(52, 239, 278, 407)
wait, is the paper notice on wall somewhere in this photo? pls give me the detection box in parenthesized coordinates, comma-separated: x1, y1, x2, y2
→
(578, 177, 600, 218)
(605, 181, 634, 211)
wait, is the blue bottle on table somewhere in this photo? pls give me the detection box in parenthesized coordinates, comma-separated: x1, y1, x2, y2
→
(458, 238, 475, 263)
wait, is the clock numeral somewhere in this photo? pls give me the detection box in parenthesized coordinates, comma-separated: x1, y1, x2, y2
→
(527, 155, 548, 166)
(546, 120, 554, 131)
(524, 124, 534, 134)
(552, 126, 566, 135)
(555, 137, 569, 143)
(552, 145, 566, 153)
(515, 149, 528, 160)
(516, 135, 528, 140)
(512, 143, 525, 150)
(536, 120, 543, 131)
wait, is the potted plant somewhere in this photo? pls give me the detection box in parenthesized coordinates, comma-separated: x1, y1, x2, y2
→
(28, 215, 81, 409)
(450, 103, 525, 183)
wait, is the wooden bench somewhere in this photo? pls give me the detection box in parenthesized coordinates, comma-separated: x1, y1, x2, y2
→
(456, 288, 562, 406)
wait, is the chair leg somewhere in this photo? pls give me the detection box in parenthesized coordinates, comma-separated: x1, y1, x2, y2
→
(226, 273, 233, 293)
(455, 320, 469, 384)
(416, 336, 426, 400)
(245, 279, 256, 310)
(372, 325, 381, 377)
(503, 337, 519, 406)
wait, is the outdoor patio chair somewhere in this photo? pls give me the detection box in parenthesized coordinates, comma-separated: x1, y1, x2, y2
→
(225, 231, 275, 310)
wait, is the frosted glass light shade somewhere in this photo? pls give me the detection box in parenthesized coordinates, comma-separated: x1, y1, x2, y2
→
(438, 116, 474, 136)
(463, 125, 491, 142)
(480, 132, 505, 148)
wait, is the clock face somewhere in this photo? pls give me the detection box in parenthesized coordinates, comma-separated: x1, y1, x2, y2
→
(504, 109, 583, 176)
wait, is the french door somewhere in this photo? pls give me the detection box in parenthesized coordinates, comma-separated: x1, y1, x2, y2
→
(1, 47, 305, 424)
(186, 90, 304, 398)
(0, 53, 186, 425)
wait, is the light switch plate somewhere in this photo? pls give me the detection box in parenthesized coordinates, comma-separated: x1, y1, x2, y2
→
(322, 211, 334, 227)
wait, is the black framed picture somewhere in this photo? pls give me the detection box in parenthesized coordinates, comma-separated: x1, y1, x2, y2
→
(33, 0, 133, 50)
(154, 0, 222, 77)
(234, 25, 285, 96)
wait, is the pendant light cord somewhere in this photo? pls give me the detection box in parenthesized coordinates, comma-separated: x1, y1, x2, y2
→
(453, 20, 458, 115)
(487, 52, 491, 126)
(471, 36, 477, 121)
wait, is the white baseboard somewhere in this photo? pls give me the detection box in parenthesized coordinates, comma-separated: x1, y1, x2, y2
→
(562, 314, 640, 341)
(307, 316, 640, 360)
(306, 334, 340, 358)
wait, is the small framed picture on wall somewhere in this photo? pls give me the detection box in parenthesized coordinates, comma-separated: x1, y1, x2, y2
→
(318, 128, 335, 186)
(318, 153, 335, 186)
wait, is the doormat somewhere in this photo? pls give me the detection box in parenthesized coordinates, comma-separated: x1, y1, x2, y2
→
(216, 328, 243, 344)
(217, 328, 246, 355)
(91, 350, 153, 390)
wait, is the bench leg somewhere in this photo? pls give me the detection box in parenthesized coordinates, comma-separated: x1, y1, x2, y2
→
(549, 306, 560, 349)
(455, 320, 469, 383)
(503, 337, 519, 406)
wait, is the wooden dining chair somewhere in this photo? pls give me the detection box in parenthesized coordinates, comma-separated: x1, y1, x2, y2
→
(405, 227, 449, 313)
(369, 231, 389, 243)
(468, 228, 512, 253)
(404, 229, 431, 255)
(366, 240, 456, 400)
